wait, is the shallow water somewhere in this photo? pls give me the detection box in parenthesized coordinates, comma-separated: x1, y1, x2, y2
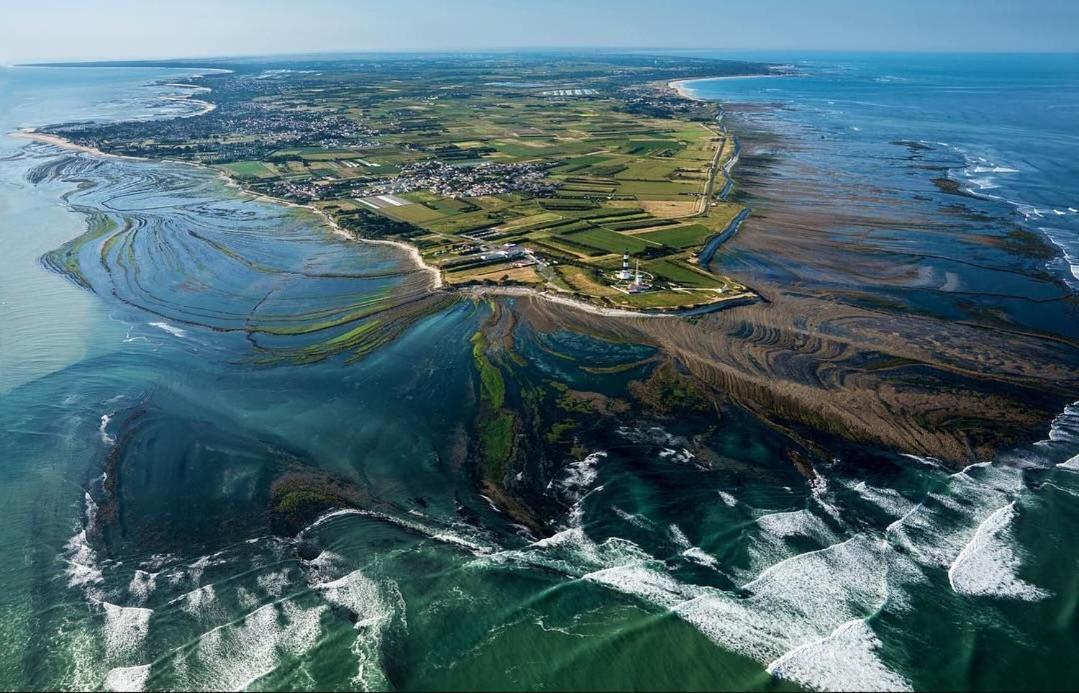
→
(1, 60, 1078, 691)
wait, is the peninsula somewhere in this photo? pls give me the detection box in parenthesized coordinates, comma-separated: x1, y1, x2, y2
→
(32, 54, 776, 313)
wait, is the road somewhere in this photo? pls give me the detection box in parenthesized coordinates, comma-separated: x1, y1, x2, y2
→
(694, 122, 726, 217)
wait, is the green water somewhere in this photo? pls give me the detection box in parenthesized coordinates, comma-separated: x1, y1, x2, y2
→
(2, 66, 1079, 692)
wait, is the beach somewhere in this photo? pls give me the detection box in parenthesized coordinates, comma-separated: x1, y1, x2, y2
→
(10, 128, 142, 159)
(669, 74, 781, 100)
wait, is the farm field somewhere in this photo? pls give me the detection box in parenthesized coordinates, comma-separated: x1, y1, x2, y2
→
(331, 92, 751, 309)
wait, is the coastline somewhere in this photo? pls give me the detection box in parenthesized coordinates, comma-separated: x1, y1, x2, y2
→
(463, 285, 756, 318)
(13, 127, 758, 319)
(163, 152, 445, 291)
(666, 76, 752, 270)
(9, 127, 443, 292)
(669, 73, 782, 101)
(668, 79, 704, 101)
(172, 96, 216, 118)
(7, 130, 763, 320)
(297, 197, 445, 290)
(10, 128, 147, 161)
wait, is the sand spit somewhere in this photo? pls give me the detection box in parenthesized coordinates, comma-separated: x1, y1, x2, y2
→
(10, 129, 147, 161)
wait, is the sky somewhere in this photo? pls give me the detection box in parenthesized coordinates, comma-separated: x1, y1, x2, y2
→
(3, 0, 1078, 63)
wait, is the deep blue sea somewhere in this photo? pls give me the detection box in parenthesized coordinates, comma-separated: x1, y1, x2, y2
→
(0, 56, 1077, 691)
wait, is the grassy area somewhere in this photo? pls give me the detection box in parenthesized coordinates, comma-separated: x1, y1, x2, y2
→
(222, 161, 275, 179)
(557, 265, 621, 297)
(561, 226, 660, 254)
(635, 223, 715, 248)
(646, 259, 721, 288)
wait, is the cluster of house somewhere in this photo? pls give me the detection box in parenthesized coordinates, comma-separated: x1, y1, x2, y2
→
(357, 160, 555, 199)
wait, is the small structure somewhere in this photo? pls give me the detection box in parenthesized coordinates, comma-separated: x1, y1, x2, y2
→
(629, 258, 652, 293)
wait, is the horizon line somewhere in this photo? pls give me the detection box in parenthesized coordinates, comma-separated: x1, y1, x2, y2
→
(11, 46, 1079, 67)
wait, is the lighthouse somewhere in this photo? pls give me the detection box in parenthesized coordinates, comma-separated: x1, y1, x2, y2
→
(618, 251, 633, 281)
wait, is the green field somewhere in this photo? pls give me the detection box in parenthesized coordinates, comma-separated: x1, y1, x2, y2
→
(561, 226, 660, 254)
(222, 161, 275, 178)
(646, 259, 721, 288)
(635, 224, 715, 248)
(614, 160, 684, 180)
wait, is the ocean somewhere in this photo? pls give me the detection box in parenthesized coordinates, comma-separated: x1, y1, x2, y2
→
(1, 55, 1078, 691)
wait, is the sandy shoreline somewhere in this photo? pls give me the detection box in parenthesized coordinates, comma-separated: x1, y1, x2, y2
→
(303, 200, 444, 290)
(171, 97, 217, 118)
(10, 128, 150, 161)
(173, 154, 445, 291)
(668, 73, 781, 101)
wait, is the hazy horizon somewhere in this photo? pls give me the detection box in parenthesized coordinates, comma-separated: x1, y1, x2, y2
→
(3, 0, 1078, 64)
(13, 47, 1079, 68)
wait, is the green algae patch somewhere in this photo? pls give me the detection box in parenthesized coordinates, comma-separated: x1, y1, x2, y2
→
(629, 361, 716, 416)
(277, 319, 383, 365)
(42, 210, 118, 289)
(269, 472, 367, 536)
(470, 325, 518, 484)
(257, 293, 460, 366)
(481, 412, 515, 479)
(546, 419, 577, 444)
(248, 292, 391, 336)
(471, 331, 506, 410)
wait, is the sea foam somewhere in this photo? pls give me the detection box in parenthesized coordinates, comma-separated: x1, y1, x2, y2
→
(947, 502, 1049, 601)
(175, 600, 326, 690)
(101, 602, 153, 660)
(103, 664, 150, 692)
(767, 619, 912, 692)
(149, 321, 188, 338)
(316, 569, 399, 690)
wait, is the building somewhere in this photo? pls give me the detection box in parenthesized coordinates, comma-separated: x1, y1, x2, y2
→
(618, 251, 634, 281)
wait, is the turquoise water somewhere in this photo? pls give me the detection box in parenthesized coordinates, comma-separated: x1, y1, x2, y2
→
(1, 60, 1078, 692)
